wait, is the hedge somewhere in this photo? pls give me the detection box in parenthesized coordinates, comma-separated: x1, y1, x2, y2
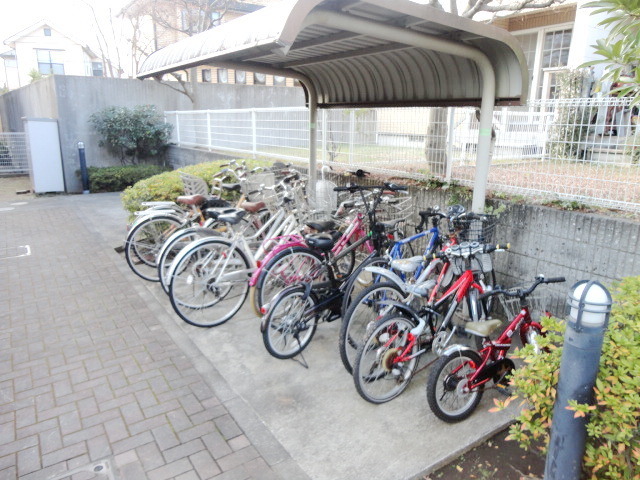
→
(84, 165, 171, 193)
(120, 159, 271, 214)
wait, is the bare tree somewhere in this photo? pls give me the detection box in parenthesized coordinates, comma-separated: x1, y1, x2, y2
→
(121, 0, 235, 106)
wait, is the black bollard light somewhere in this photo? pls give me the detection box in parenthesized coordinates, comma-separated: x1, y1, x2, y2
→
(544, 280, 612, 479)
(78, 141, 90, 194)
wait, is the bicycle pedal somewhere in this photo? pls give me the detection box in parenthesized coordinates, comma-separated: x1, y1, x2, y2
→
(495, 384, 512, 397)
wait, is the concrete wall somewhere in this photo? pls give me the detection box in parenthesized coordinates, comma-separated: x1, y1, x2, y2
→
(0, 75, 305, 191)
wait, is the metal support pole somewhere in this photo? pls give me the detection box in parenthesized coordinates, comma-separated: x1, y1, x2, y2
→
(545, 280, 612, 479)
(348, 109, 355, 165)
(445, 107, 455, 182)
(251, 109, 257, 158)
(77, 142, 90, 194)
(306, 10, 497, 212)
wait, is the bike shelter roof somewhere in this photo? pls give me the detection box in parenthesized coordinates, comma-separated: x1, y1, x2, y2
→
(138, 0, 528, 108)
(137, 0, 529, 211)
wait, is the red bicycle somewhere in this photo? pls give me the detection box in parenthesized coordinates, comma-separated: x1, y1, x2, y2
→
(426, 275, 565, 423)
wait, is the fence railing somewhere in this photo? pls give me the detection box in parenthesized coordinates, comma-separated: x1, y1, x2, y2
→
(0, 133, 29, 175)
(166, 97, 640, 212)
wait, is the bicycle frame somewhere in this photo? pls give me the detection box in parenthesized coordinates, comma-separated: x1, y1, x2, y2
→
(457, 306, 542, 392)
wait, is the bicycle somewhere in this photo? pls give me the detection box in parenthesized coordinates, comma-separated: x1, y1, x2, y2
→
(351, 241, 505, 404)
(251, 184, 411, 316)
(260, 183, 409, 361)
(338, 206, 468, 374)
(426, 275, 565, 422)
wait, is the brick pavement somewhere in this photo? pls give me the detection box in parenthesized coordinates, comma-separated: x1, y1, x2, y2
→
(0, 190, 305, 480)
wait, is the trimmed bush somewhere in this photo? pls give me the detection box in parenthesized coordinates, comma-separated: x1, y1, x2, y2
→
(89, 105, 172, 164)
(83, 165, 171, 193)
(120, 159, 270, 214)
(503, 275, 640, 480)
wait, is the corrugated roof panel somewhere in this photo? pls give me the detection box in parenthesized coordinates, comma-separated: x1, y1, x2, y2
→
(137, 0, 528, 107)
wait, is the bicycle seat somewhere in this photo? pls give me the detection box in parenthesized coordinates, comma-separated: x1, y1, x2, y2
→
(305, 220, 336, 232)
(390, 256, 423, 273)
(222, 183, 242, 192)
(176, 195, 207, 206)
(240, 201, 266, 213)
(465, 319, 502, 337)
(305, 233, 335, 252)
(216, 209, 247, 225)
(378, 219, 404, 231)
(204, 207, 237, 220)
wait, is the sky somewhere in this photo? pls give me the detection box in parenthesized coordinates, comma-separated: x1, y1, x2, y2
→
(0, 0, 130, 49)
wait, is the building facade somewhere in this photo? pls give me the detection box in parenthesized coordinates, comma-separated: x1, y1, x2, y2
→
(1, 21, 104, 90)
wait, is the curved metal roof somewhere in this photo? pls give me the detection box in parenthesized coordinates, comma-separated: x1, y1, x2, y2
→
(137, 0, 528, 108)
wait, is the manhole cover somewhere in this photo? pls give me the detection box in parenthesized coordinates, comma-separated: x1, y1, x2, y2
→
(0, 245, 31, 260)
(49, 459, 115, 480)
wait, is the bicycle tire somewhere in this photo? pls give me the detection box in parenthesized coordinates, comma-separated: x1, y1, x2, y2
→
(262, 286, 319, 359)
(251, 246, 324, 316)
(353, 313, 419, 404)
(426, 349, 484, 423)
(339, 281, 405, 374)
(125, 214, 183, 281)
(168, 238, 250, 327)
(157, 226, 222, 294)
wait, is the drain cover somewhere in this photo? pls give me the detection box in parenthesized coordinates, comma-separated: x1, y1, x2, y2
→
(0, 245, 31, 260)
(49, 459, 115, 480)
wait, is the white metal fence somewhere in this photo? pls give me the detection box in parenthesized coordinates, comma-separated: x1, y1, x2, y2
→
(0, 133, 29, 175)
(166, 97, 640, 212)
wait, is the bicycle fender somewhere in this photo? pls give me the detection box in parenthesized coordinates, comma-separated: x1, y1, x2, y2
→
(166, 236, 234, 282)
(363, 266, 407, 293)
(440, 344, 476, 358)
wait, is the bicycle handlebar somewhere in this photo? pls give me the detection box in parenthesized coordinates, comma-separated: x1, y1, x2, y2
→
(432, 242, 510, 260)
(333, 182, 408, 193)
(478, 275, 566, 301)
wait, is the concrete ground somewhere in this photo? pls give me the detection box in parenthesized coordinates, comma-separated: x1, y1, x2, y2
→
(0, 179, 518, 479)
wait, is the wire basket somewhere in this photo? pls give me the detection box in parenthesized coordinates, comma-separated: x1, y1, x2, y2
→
(451, 214, 498, 243)
(449, 252, 493, 276)
(499, 291, 551, 323)
(243, 171, 276, 195)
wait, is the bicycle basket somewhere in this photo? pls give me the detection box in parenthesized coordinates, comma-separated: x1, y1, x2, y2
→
(452, 214, 497, 243)
(449, 253, 493, 276)
(499, 291, 550, 323)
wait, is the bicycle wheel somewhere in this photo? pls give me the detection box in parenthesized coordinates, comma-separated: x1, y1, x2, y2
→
(339, 281, 405, 374)
(339, 256, 390, 315)
(352, 313, 419, 404)
(426, 349, 484, 423)
(262, 286, 318, 359)
(168, 238, 250, 327)
(125, 215, 183, 281)
(157, 226, 220, 294)
(251, 246, 324, 315)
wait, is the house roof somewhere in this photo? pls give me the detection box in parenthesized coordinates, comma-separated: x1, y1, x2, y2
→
(137, 0, 529, 108)
(3, 19, 100, 58)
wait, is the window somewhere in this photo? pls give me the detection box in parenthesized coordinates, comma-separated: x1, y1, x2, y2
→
(37, 49, 64, 75)
(217, 68, 228, 83)
(254, 73, 266, 85)
(514, 27, 572, 100)
(202, 69, 211, 82)
(43, 27, 51, 36)
(211, 11, 221, 27)
(235, 70, 246, 84)
(274, 75, 286, 86)
(92, 62, 103, 77)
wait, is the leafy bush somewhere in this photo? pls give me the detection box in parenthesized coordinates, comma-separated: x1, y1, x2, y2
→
(81, 165, 171, 193)
(505, 275, 640, 479)
(120, 159, 270, 214)
(89, 105, 173, 164)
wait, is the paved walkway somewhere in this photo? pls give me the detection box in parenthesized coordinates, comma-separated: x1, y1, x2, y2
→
(0, 186, 305, 480)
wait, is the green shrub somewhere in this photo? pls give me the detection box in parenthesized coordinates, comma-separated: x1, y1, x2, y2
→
(89, 105, 173, 164)
(504, 275, 640, 479)
(120, 159, 270, 214)
(82, 165, 171, 193)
